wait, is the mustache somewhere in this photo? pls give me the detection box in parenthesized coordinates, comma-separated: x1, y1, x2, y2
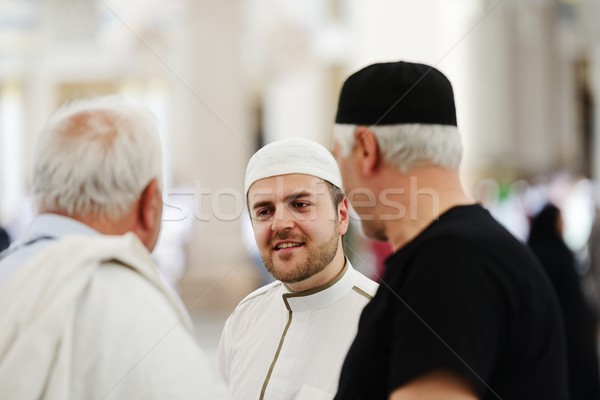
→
(270, 231, 308, 244)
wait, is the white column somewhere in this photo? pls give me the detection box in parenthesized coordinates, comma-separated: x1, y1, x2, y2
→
(587, 0, 600, 181)
(513, 1, 561, 175)
(0, 85, 25, 225)
(591, 45, 600, 181)
(460, 0, 517, 181)
(263, 66, 328, 144)
(171, 0, 257, 311)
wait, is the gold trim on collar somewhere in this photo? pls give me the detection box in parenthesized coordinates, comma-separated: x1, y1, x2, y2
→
(282, 258, 349, 299)
(352, 286, 373, 300)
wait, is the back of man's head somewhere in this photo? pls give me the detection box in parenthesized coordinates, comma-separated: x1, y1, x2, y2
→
(32, 96, 163, 221)
(334, 61, 463, 172)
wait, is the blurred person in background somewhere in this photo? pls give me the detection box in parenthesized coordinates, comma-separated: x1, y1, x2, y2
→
(332, 61, 569, 400)
(0, 96, 227, 399)
(0, 225, 9, 253)
(528, 203, 600, 400)
(218, 138, 378, 400)
(587, 206, 600, 317)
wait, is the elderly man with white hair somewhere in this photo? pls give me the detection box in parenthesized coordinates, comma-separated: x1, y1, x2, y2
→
(217, 138, 378, 400)
(0, 96, 227, 399)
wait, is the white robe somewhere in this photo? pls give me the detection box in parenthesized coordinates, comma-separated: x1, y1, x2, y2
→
(218, 262, 378, 400)
(0, 233, 228, 399)
(0, 214, 98, 286)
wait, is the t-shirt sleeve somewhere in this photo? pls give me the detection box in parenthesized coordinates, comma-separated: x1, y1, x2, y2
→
(386, 238, 508, 395)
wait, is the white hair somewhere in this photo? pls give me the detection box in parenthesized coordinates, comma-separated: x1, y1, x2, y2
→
(32, 96, 163, 220)
(333, 123, 462, 172)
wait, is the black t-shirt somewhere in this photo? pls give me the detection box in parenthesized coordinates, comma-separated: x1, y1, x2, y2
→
(335, 204, 569, 400)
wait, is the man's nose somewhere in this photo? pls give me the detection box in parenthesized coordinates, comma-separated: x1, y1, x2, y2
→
(271, 206, 295, 231)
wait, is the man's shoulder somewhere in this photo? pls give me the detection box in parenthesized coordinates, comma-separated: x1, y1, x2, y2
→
(234, 280, 283, 312)
(88, 262, 182, 320)
(349, 266, 379, 298)
(221, 281, 283, 337)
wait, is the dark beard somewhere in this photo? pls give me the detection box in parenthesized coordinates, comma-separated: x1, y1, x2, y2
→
(261, 226, 339, 284)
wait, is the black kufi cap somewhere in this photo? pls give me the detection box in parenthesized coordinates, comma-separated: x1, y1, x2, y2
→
(335, 61, 457, 126)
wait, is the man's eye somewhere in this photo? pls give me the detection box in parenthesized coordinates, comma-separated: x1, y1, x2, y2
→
(255, 209, 273, 218)
(292, 202, 309, 209)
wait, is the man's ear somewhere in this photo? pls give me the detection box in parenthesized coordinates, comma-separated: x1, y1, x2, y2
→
(337, 197, 350, 236)
(353, 126, 380, 176)
(138, 179, 161, 231)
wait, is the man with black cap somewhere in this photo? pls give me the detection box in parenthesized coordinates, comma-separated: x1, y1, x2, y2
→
(217, 138, 378, 400)
(331, 61, 569, 399)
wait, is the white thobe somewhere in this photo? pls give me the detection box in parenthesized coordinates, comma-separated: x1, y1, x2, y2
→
(0, 233, 228, 399)
(0, 214, 97, 286)
(218, 262, 378, 400)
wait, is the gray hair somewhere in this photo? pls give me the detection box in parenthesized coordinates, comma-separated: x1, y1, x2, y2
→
(32, 96, 163, 220)
(333, 123, 462, 172)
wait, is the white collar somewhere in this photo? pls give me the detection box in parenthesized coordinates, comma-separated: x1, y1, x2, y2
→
(27, 214, 99, 240)
(280, 260, 356, 312)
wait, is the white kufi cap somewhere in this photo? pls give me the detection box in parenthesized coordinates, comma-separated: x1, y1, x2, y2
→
(245, 138, 343, 196)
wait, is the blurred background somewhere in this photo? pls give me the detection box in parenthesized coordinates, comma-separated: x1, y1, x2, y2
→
(2, 0, 600, 364)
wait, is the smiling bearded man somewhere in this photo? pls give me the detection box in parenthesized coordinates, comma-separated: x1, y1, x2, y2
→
(261, 221, 339, 284)
(217, 138, 378, 400)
